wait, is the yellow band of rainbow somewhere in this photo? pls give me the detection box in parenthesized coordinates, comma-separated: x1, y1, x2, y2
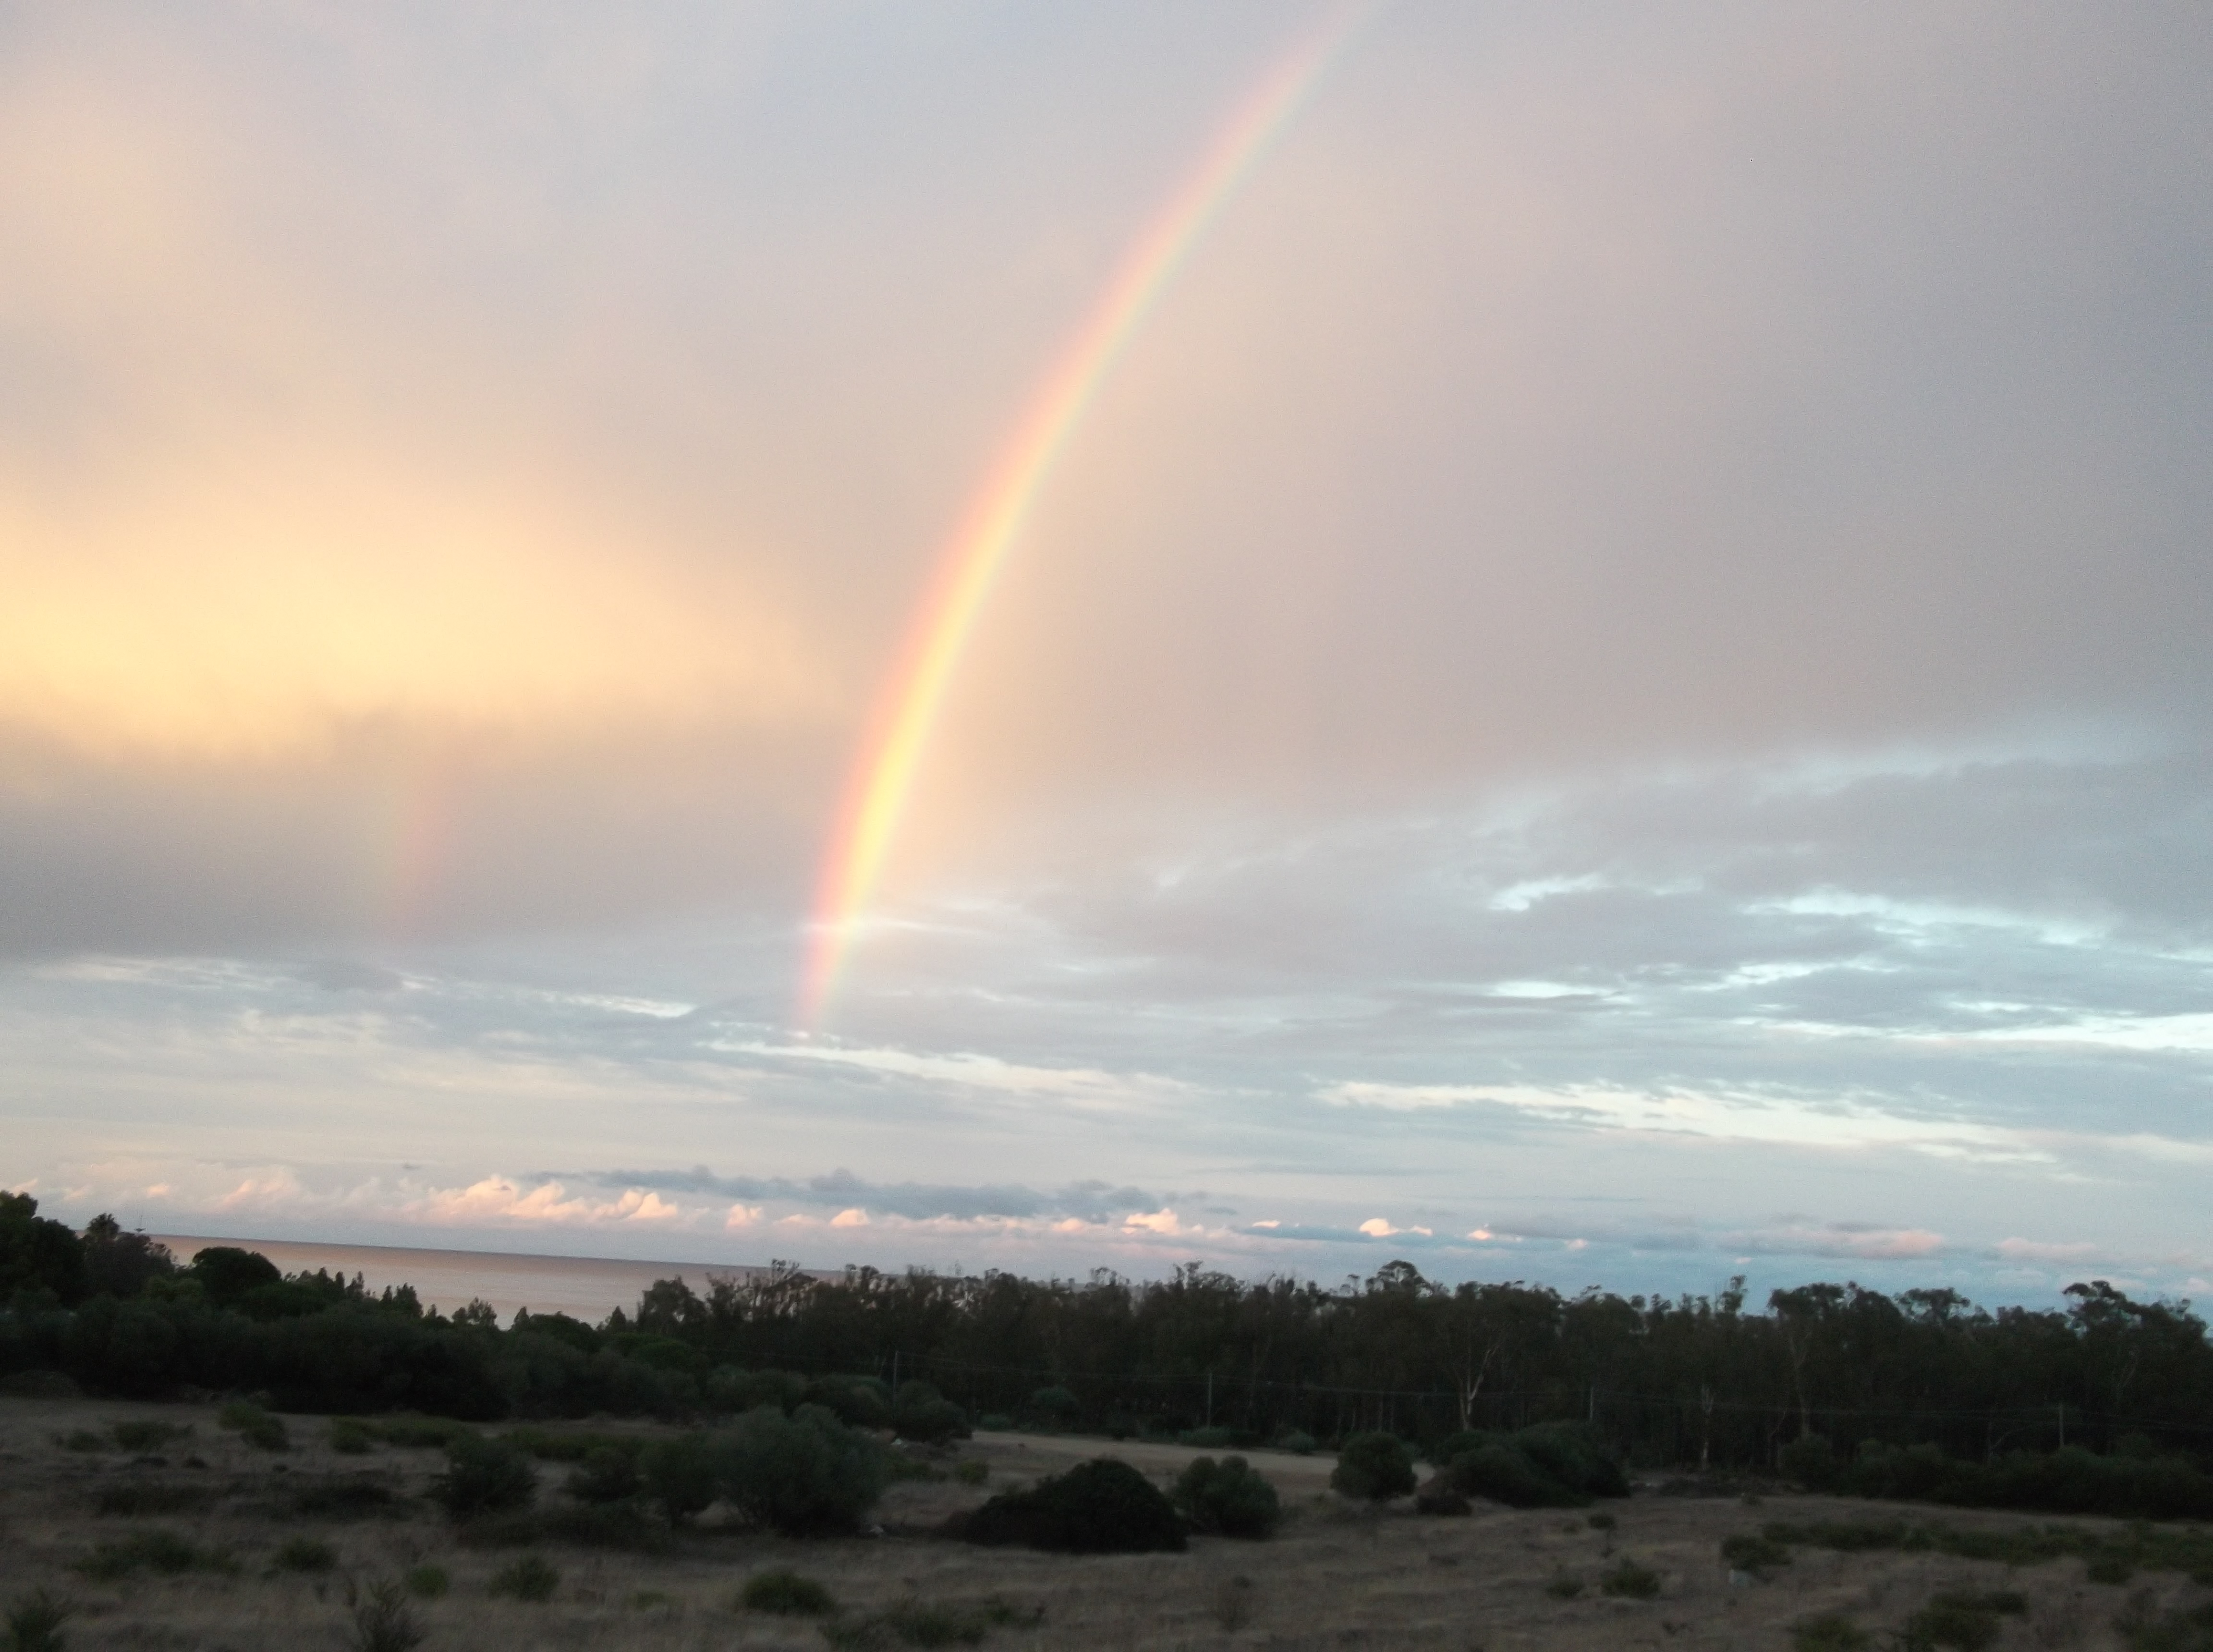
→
(800, 5, 1376, 1027)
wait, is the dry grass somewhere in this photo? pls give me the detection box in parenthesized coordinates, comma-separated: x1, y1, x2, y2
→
(0, 1395, 2202, 1649)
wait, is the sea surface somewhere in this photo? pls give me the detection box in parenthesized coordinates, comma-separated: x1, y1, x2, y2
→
(150, 1234, 763, 1324)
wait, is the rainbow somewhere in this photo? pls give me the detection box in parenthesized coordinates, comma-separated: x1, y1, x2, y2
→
(799, 6, 1375, 1026)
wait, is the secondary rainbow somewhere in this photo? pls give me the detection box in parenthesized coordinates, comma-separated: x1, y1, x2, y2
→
(800, 6, 1374, 1026)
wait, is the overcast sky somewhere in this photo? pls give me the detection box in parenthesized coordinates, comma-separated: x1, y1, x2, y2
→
(6, 2, 2211, 1306)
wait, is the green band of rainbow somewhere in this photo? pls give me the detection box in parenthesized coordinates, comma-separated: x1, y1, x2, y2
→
(800, 5, 1376, 1027)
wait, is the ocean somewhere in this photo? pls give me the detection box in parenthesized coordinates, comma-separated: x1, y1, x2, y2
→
(150, 1234, 763, 1324)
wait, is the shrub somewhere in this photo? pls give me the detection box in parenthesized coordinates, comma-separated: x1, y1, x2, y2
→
(739, 1568, 835, 1616)
(893, 1381, 970, 1445)
(1451, 1443, 1577, 1508)
(1599, 1558, 1661, 1598)
(565, 1445, 640, 1504)
(58, 1431, 105, 1453)
(328, 1419, 374, 1455)
(1721, 1532, 1792, 1577)
(345, 1579, 427, 1652)
(1898, 1590, 2023, 1651)
(273, 1536, 337, 1573)
(402, 1565, 448, 1599)
(953, 1458, 989, 1485)
(805, 1376, 892, 1430)
(1513, 1422, 1629, 1499)
(4, 1589, 73, 1652)
(93, 1483, 210, 1517)
(74, 1529, 236, 1580)
(1029, 1385, 1078, 1425)
(1275, 1431, 1317, 1455)
(714, 1404, 889, 1537)
(1173, 1456, 1281, 1538)
(1780, 1433, 1841, 1491)
(1331, 1433, 1416, 1502)
(1179, 1426, 1237, 1449)
(1588, 1511, 1617, 1531)
(217, 1402, 288, 1451)
(1415, 1485, 1472, 1516)
(289, 1477, 400, 1519)
(640, 1434, 718, 1525)
(489, 1554, 560, 1602)
(109, 1420, 190, 1453)
(2086, 1552, 2135, 1584)
(978, 1414, 1016, 1432)
(1544, 1572, 1583, 1599)
(433, 1433, 536, 1518)
(1427, 1429, 1493, 1466)
(1791, 1614, 1871, 1652)
(960, 1458, 1186, 1553)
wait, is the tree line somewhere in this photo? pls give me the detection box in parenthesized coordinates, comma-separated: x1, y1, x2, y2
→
(7, 1190, 2210, 1482)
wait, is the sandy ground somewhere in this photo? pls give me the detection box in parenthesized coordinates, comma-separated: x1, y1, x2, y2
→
(0, 1396, 2195, 1649)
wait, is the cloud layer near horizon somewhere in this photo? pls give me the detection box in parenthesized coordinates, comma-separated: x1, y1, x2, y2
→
(4, 3, 2211, 1303)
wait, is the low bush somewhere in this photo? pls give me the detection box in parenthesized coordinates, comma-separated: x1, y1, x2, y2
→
(93, 1482, 211, 1517)
(327, 1418, 374, 1455)
(739, 1568, 835, 1616)
(960, 1458, 1185, 1553)
(1721, 1532, 1792, 1576)
(74, 1529, 236, 1581)
(1029, 1385, 1078, 1425)
(1172, 1455, 1281, 1538)
(1898, 1589, 2025, 1651)
(1544, 1572, 1583, 1599)
(58, 1430, 104, 1454)
(488, 1554, 560, 1602)
(433, 1433, 536, 1518)
(540, 1500, 671, 1552)
(892, 1381, 970, 1446)
(289, 1476, 401, 1519)
(565, 1444, 640, 1504)
(402, 1565, 448, 1599)
(953, 1458, 989, 1485)
(1780, 1433, 1841, 1491)
(344, 1579, 426, 1652)
(1179, 1426, 1237, 1450)
(1275, 1431, 1317, 1456)
(1331, 1433, 1416, 1502)
(3, 1588, 73, 1652)
(714, 1404, 889, 1536)
(640, 1433, 718, 1525)
(1599, 1558, 1661, 1598)
(272, 1535, 337, 1573)
(218, 1401, 289, 1451)
(109, 1419, 190, 1452)
(1453, 1443, 1579, 1508)
(1790, 1613, 1871, 1652)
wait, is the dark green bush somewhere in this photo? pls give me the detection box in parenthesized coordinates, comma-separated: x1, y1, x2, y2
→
(1513, 1422, 1629, 1499)
(272, 1535, 337, 1573)
(1899, 1590, 2023, 1651)
(892, 1380, 970, 1445)
(565, 1444, 641, 1503)
(1331, 1432, 1416, 1502)
(953, 1458, 989, 1485)
(739, 1568, 835, 1615)
(288, 1476, 400, 1519)
(327, 1418, 373, 1455)
(1029, 1385, 1078, 1424)
(217, 1401, 288, 1451)
(1178, 1426, 1237, 1449)
(1275, 1431, 1317, 1456)
(488, 1554, 560, 1602)
(74, 1529, 235, 1580)
(402, 1565, 448, 1599)
(960, 1458, 1185, 1553)
(108, 1419, 189, 1453)
(1451, 1443, 1578, 1508)
(1790, 1613, 1871, 1652)
(93, 1482, 210, 1517)
(713, 1404, 888, 1536)
(1780, 1433, 1841, 1490)
(1172, 1455, 1281, 1538)
(433, 1433, 536, 1518)
(4, 1588, 74, 1652)
(1722, 1532, 1792, 1576)
(805, 1375, 892, 1429)
(344, 1579, 426, 1652)
(640, 1433, 718, 1525)
(1599, 1558, 1661, 1598)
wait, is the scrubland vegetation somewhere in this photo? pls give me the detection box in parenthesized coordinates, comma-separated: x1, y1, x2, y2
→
(12, 1190, 2213, 1644)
